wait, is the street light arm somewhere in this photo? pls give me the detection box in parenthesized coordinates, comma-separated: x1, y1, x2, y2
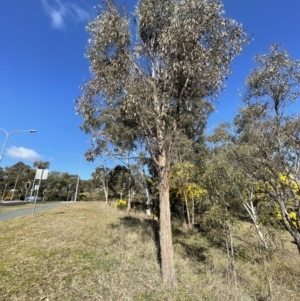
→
(0, 129, 9, 162)
(0, 129, 36, 134)
(0, 128, 8, 135)
(0, 128, 37, 162)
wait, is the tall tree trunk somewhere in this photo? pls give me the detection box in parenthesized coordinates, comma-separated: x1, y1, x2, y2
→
(158, 153, 177, 288)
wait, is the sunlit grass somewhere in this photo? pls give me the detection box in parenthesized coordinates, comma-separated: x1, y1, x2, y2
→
(0, 202, 299, 301)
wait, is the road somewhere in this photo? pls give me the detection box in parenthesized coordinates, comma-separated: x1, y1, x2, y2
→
(0, 202, 73, 221)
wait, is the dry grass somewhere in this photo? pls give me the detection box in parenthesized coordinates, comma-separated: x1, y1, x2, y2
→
(0, 202, 299, 301)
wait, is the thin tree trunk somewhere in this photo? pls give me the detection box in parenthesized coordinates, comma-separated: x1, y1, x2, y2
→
(243, 201, 269, 250)
(277, 196, 300, 254)
(127, 191, 131, 211)
(224, 222, 236, 287)
(191, 193, 195, 226)
(101, 179, 108, 205)
(295, 234, 300, 254)
(263, 257, 273, 301)
(159, 153, 177, 288)
(183, 190, 191, 229)
(289, 228, 300, 254)
(127, 159, 132, 212)
(145, 187, 151, 216)
(143, 168, 151, 215)
(228, 223, 237, 288)
(127, 189, 135, 212)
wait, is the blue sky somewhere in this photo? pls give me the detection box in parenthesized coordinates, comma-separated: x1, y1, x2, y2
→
(1, 0, 300, 179)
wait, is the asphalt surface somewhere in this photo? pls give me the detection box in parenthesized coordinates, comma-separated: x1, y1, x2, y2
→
(0, 202, 73, 221)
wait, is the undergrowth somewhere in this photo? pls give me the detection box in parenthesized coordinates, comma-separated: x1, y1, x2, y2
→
(0, 202, 299, 301)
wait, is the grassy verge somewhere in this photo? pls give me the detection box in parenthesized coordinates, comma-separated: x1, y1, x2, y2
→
(0, 203, 48, 212)
(0, 202, 299, 301)
(0, 203, 33, 212)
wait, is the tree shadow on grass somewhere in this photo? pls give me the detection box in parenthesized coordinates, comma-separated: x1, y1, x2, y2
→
(176, 240, 208, 262)
(201, 229, 254, 262)
(110, 215, 254, 264)
(171, 228, 208, 262)
(116, 216, 162, 268)
(109, 215, 210, 266)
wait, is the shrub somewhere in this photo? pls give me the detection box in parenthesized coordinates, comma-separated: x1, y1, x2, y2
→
(115, 199, 127, 209)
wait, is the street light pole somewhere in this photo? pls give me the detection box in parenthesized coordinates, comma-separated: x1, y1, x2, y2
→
(0, 128, 37, 162)
(1, 184, 7, 201)
(67, 184, 72, 202)
(63, 153, 82, 202)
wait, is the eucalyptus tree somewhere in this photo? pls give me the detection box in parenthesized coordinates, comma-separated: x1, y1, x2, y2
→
(170, 100, 213, 224)
(129, 163, 149, 202)
(76, 0, 247, 286)
(0, 167, 5, 180)
(45, 171, 77, 201)
(169, 102, 213, 225)
(202, 149, 247, 284)
(107, 165, 132, 200)
(92, 165, 110, 204)
(207, 125, 272, 252)
(232, 45, 300, 253)
(3, 162, 34, 199)
(33, 161, 50, 170)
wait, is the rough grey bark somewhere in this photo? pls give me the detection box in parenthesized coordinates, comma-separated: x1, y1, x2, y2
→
(158, 150, 177, 287)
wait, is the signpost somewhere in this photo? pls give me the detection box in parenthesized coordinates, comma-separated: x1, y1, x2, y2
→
(32, 169, 48, 216)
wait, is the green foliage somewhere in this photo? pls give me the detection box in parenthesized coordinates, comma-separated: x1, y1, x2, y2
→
(207, 44, 300, 253)
(169, 162, 207, 201)
(107, 165, 132, 198)
(76, 0, 248, 165)
(244, 44, 300, 115)
(0, 162, 95, 201)
(78, 193, 88, 201)
(33, 161, 50, 169)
